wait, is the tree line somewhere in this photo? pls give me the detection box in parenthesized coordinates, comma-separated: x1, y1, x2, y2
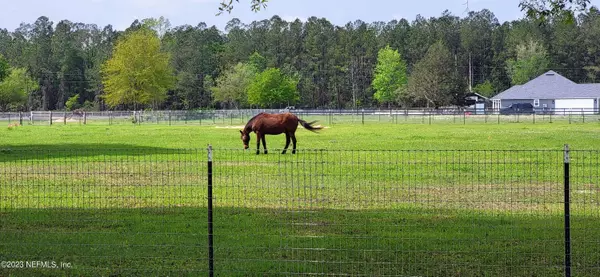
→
(1, 6, 600, 111)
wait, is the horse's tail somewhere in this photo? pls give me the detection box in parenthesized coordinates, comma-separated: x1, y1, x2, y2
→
(298, 119, 323, 133)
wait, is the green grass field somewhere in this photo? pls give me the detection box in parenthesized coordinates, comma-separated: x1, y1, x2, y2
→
(3, 119, 600, 150)
(1, 122, 600, 276)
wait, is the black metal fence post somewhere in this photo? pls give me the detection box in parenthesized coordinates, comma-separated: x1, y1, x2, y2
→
(207, 145, 214, 277)
(564, 144, 571, 277)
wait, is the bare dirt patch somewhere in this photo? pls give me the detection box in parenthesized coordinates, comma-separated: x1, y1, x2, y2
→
(215, 125, 245, 129)
(215, 125, 330, 129)
(53, 118, 80, 123)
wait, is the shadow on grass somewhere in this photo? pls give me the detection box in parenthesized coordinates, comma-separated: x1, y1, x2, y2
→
(1, 206, 599, 277)
(0, 144, 195, 162)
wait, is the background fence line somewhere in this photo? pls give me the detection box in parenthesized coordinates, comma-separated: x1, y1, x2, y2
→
(1, 108, 600, 126)
(1, 147, 599, 276)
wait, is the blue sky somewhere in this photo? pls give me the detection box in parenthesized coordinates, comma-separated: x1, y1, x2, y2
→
(1, 0, 599, 32)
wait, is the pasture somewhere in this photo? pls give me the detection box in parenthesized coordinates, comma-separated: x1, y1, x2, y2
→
(1, 122, 600, 276)
(3, 119, 600, 150)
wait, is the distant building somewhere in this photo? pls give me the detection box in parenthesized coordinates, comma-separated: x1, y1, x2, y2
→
(465, 92, 490, 115)
(491, 71, 600, 114)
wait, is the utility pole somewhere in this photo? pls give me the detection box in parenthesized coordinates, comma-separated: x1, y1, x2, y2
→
(351, 58, 357, 112)
(469, 52, 473, 92)
(465, 0, 472, 93)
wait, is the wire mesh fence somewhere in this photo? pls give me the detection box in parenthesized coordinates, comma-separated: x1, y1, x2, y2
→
(0, 148, 208, 276)
(570, 150, 600, 276)
(0, 147, 599, 276)
(2, 109, 600, 126)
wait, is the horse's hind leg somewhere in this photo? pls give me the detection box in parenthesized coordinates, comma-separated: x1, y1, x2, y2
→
(291, 134, 297, 154)
(282, 133, 291, 154)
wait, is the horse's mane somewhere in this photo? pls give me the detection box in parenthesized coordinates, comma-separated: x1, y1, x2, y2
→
(243, 112, 265, 132)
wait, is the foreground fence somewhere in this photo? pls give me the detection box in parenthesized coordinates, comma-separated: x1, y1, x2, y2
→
(1, 147, 599, 276)
(2, 108, 600, 126)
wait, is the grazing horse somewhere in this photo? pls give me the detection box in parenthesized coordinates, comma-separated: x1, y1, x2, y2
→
(240, 112, 322, 154)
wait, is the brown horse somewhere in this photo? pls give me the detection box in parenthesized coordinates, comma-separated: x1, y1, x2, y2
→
(240, 112, 322, 154)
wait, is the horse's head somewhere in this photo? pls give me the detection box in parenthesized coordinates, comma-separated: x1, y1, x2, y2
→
(240, 130, 250, 149)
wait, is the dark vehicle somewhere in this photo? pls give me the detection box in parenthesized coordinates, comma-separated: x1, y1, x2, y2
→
(499, 103, 535, 115)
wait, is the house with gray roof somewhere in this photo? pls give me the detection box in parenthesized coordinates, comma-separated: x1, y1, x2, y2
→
(491, 71, 600, 114)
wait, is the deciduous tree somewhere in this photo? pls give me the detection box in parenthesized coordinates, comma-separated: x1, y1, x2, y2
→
(218, 0, 269, 15)
(0, 68, 39, 111)
(247, 68, 298, 108)
(0, 54, 9, 82)
(372, 45, 407, 106)
(101, 28, 176, 109)
(212, 62, 256, 109)
(248, 51, 267, 72)
(473, 80, 495, 97)
(506, 40, 549, 85)
(520, 0, 590, 23)
(407, 41, 466, 108)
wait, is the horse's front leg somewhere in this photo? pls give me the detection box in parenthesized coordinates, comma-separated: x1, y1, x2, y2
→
(262, 135, 268, 154)
(256, 132, 261, 155)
